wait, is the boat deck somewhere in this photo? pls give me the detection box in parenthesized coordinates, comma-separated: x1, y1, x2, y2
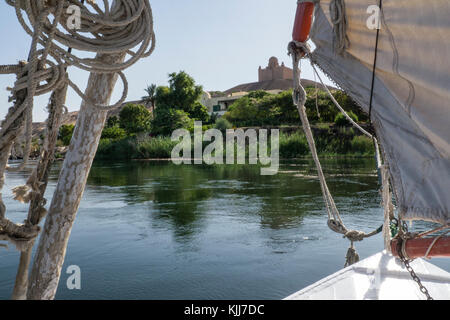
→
(285, 251, 450, 300)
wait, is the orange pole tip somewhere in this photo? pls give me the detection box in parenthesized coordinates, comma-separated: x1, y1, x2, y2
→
(292, 2, 315, 43)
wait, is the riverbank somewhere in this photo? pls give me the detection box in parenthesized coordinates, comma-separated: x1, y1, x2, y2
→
(95, 127, 375, 161)
(10, 125, 375, 162)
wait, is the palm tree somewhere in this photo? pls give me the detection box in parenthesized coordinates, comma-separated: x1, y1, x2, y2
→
(142, 84, 157, 112)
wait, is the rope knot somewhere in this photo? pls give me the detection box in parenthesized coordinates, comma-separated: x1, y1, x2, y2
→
(344, 230, 367, 242)
(327, 219, 347, 235)
(288, 41, 311, 59)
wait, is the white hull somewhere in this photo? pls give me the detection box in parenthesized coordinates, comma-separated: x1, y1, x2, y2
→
(285, 251, 450, 300)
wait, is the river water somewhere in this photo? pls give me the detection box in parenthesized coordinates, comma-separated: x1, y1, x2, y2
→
(0, 159, 448, 299)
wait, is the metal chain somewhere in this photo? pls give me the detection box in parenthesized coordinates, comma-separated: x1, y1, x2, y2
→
(397, 238, 434, 300)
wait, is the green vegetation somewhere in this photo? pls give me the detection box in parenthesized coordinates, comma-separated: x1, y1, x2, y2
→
(119, 103, 152, 135)
(150, 71, 212, 135)
(224, 91, 299, 126)
(96, 136, 178, 160)
(142, 84, 157, 111)
(58, 124, 75, 146)
(334, 111, 358, 127)
(151, 108, 192, 136)
(214, 118, 232, 131)
(223, 87, 368, 127)
(101, 126, 127, 140)
(91, 71, 374, 161)
(95, 128, 374, 161)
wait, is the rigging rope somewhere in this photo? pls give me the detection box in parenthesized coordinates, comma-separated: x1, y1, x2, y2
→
(288, 41, 385, 266)
(0, 0, 155, 250)
(329, 0, 350, 55)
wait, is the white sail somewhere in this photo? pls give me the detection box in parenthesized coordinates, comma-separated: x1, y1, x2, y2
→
(308, 0, 450, 224)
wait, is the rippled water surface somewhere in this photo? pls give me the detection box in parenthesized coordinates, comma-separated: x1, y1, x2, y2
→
(1, 159, 448, 299)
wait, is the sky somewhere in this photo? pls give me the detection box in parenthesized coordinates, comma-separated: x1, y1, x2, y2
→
(0, 0, 331, 122)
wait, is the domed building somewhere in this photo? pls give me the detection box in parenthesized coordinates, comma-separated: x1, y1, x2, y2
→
(202, 57, 329, 115)
(258, 56, 293, 83)
(222, 56, 298, 96)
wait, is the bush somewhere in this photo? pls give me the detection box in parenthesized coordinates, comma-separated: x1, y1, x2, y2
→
(350, 135, 374, 155)
(135, 136, 178, 159)
(223, 90, 299, 127)
(190, 101, 210, 123)
(221, 87, 370, 127)
(334, 111, 358, 127)
(214, 118, 232, 131)
(151, 106, 193, 136)
(119, 103, 152, 135)
(96, 137, 137, 160)
(223, 97, 258, 126)
(247, 90, 270, 99)
(101, 126, 127, 140)
(95, 136, 178, 160)
(58, 124, 75, 146)
(106, 116, 119, 128)
(279, 132, 309, 158)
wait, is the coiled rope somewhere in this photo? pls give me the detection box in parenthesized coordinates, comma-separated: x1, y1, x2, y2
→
(0, 0, 155, 250)
(329, 0, 350, 54)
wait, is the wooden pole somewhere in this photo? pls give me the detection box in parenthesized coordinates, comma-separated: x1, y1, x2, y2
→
(11, 84, 68, 300)
(27, 52, 125, 300)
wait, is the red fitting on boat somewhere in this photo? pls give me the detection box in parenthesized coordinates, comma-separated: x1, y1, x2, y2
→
(391, 237, 450, 259)
(292, 1, 315, 43)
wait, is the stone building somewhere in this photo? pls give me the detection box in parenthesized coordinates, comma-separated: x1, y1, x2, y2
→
(258, 57, 293, 82)
(202, 56, 327, 115)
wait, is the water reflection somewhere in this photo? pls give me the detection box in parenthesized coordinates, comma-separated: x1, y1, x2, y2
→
(4, 158, 448, 300)
(84, 159, 379, 241)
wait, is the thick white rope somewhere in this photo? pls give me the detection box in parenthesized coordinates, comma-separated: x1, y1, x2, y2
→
(0, 0, 155, 249)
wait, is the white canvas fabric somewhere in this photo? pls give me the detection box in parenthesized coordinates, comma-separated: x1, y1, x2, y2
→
(308, 0, 450, 224)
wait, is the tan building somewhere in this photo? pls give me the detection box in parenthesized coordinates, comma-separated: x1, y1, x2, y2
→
(203, 57, 322, 115)
(258, 57, 293, 82)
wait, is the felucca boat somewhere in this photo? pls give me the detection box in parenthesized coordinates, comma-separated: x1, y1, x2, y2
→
(284, 0, 450, 300)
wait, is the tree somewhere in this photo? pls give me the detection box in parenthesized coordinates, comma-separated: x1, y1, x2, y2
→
(155, 71, 203, 115)
(247, 90, 270, 99)
(151, 71, 205, 134)
(151, 105, 192, 136)
(167, 71, 203, 114)
(224, 97, 258, 126)
(142, 84, 157, 112)
(190, 101, 210, 123)
(106, 115, 119, 128)
(119, 103, 152, 135)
